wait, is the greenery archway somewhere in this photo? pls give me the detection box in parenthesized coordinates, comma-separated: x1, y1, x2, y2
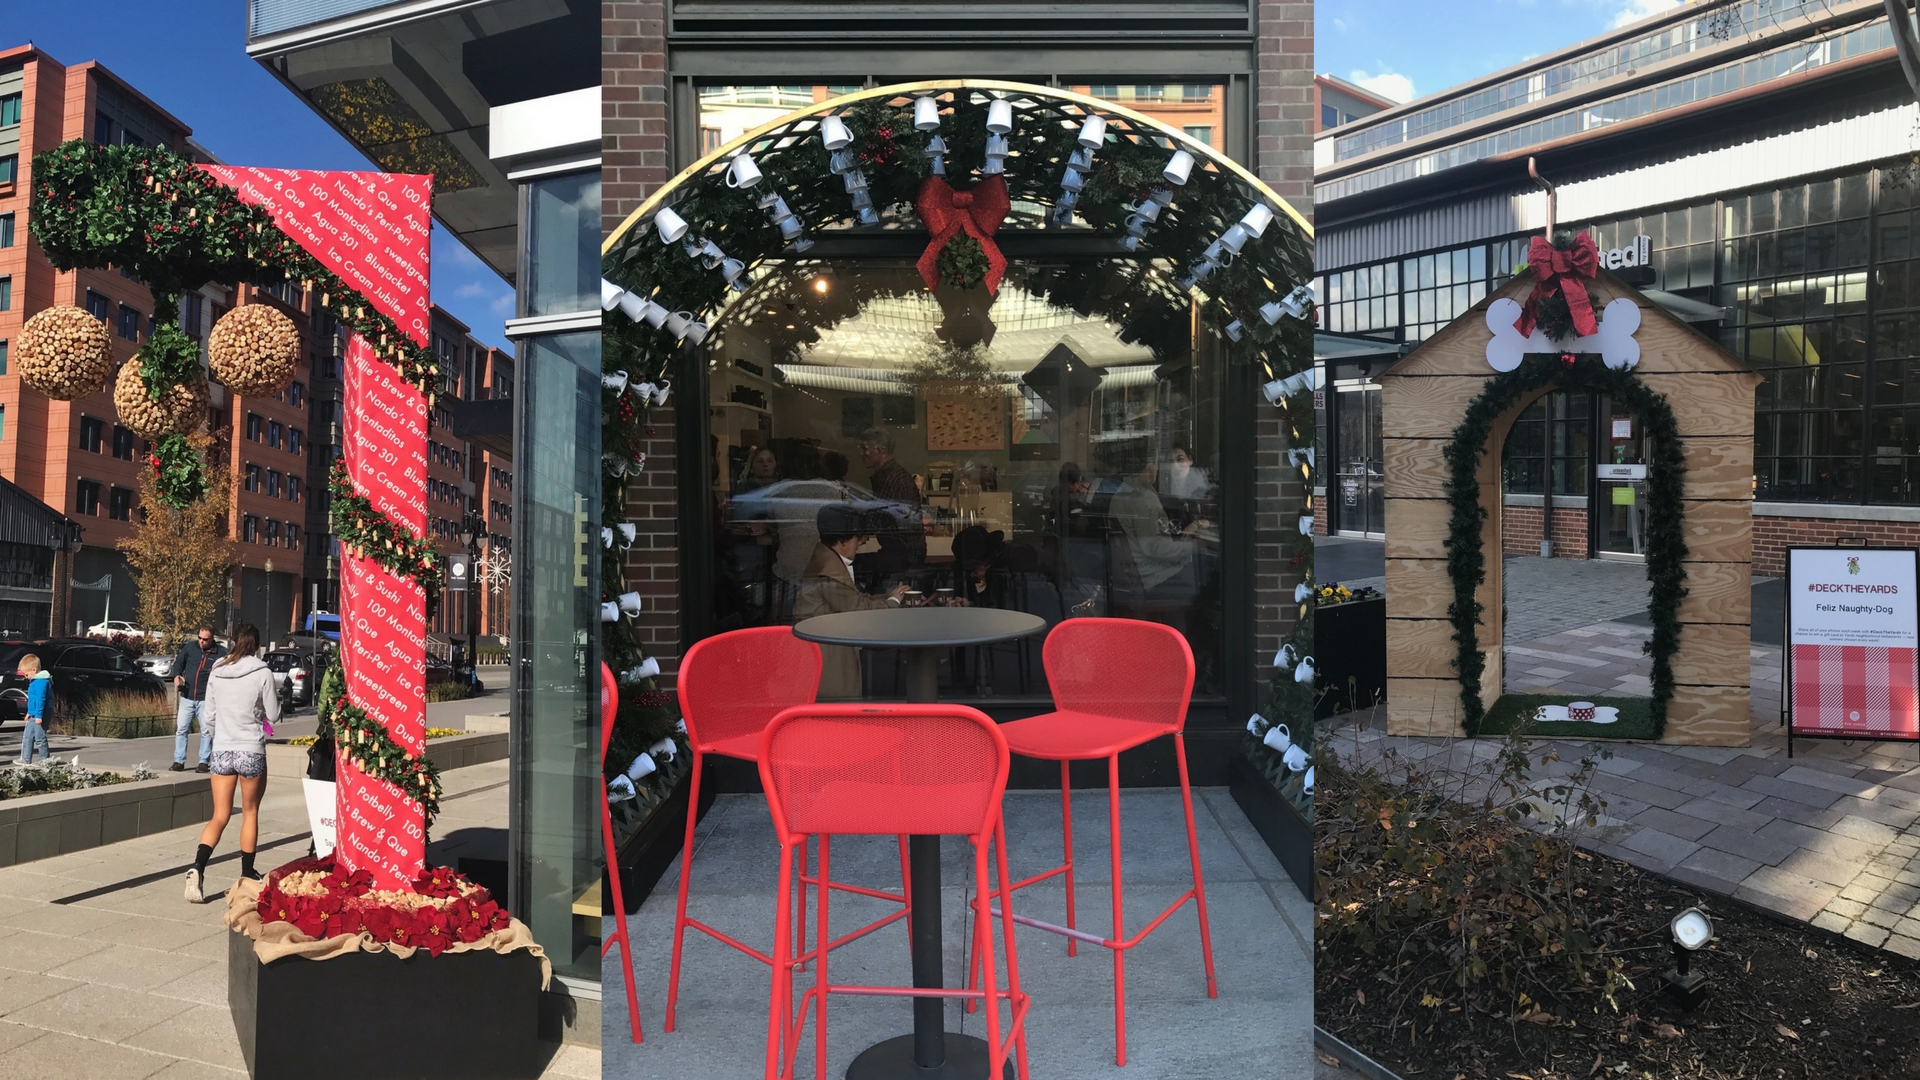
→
(1444, 355, 1689, 738)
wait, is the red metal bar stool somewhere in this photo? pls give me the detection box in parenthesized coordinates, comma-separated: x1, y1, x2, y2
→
(761, 704, 1031, 1080)
(966, 617, 1217, 1066)
(667, 627, 914, 1033)
(600, 662, 643, 1043)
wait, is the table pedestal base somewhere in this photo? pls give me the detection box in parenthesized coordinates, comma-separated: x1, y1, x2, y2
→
(846, 1033, 1014, 1079)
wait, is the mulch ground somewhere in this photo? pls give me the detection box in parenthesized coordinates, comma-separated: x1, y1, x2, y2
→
(1318, 791, 1920, 1079)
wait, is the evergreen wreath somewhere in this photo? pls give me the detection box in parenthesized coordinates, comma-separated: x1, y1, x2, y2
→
(330, 691, 444, 829)
(146, 433, 209, 510)
(327, 459, 447, 618)
(1442, 354, 1688, 737)
(935, 233, 991, 290)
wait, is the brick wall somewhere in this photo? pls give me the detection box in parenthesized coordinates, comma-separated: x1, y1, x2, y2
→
(1752, 514, 1920, 577)
(602, 2, 681, 673)
(1256, 1, 1314, 218)
(1502, 503, 1590, 558)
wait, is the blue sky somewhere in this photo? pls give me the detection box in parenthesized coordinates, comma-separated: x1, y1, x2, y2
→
(1318, 0, 1685, 105)
(9, 3, 513, 350)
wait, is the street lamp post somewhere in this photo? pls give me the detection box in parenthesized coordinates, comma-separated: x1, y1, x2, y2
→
(458, 509, 485, 685)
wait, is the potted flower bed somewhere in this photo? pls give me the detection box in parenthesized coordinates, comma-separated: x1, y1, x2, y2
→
(1314, 582, 1385, 719)
(226, 856, 550, 1080)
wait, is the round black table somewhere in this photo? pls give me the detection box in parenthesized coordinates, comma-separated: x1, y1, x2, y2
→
(793, 607, 1045, 1080)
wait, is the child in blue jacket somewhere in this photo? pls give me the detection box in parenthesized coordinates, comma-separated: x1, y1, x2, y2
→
(18, 654, 49, 764)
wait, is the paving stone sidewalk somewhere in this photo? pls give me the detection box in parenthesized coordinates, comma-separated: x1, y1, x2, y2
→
(0, 758, 597, 1078)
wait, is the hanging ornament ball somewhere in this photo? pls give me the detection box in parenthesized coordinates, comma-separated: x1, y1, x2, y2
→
(207, 304, 300, 397)
(17, 306, 114, 400)
(114, 362, 209, 439)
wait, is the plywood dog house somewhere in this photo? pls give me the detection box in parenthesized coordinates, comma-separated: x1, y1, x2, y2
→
(1378, 267, 1761, 746)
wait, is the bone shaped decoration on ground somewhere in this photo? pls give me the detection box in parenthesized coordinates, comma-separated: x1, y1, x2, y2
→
(1484, 296, 1643, 372)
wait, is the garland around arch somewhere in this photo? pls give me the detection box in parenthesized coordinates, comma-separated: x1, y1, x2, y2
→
(1442, 354, 1689, 738)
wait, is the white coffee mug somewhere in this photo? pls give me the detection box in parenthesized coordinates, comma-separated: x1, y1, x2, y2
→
(790, 237, 815, 252)
(985, 134, 1009, 159)
(1241, 202, 1274, 237)
(779, 216, 804, 240)
(986, 98, 1013, 134)
(819, 115, 852, 150)
(663, 311, 694, 338)
(1077, 114, 1106, 149)
(767, 196, 794, 223)
(631, 656, 661, 681)
(602, 370, 629, 394)
(1262, 724, 1292, 754)
(1189, 259, 1215, 282)
(651, 379, 672, 405)
(695, 239, 725, 269)
(844, 170, 868, 192)
(1129, 199, 1162, 223)
(1119, 235, 1143, 252)
(1225, 319, 1244, 342)
(1261, 378, 1288, 404)
(617, 523, 637, 546)
(926, 135, 948, 154)
(1056, 189, 1079, 209)
(634, 381, 657, 401)
(756, 189, 782, 210)
(721, 257, 746, 283)
(1282, 744, 1309, 773)
(683, 321, 709, 345)
(1294, 581, 1313, 603)
(1294, 656, 1315, 684)
(981, 157, 1006, 175)
(857, 206, 882, 224)
(1298, 514, 1314, 535)
(850, 189, 874, 211)
(1303, 766, 1315, 794)
(1125, 214, 1152, 236)
(654, 207, 689, 244)
(1246, 712, 1266, 735)
(1068, 147, 1094, 170)
(640, 300, 669, 329)
(726, 153, 762, 189)
(600, 601, 620, 623)
(618, 591, 645, 617)
(914, 95, 941, 131)
(601, 527, 614, 549)
(1149, 187, 1175, 207)
(929, 155, 946, 177)
(601, 278, 626, 311)
(1277, 643, 1297, 668)
(1221, 223, 1251, 254)
(1163, 150, 1195, 186)
(1060, 167, 1086, 192)
(615, 292, 650, 324)
(1202, 240, 1229, 266)
(626, 753, 657, 781)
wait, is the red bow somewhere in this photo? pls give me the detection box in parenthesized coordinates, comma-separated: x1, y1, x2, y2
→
(914, 175, 1011, 294)
(1516, 232, 1600, 340)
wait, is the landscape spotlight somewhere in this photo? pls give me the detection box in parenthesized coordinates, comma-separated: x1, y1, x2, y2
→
(1664, 907, 1713, 1009)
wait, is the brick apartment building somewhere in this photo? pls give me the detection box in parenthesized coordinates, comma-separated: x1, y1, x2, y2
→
(0, 45, 512, 643)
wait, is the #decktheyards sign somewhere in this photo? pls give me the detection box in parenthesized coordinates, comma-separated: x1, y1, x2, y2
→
(1786, 547, 1920, 752)
(206, 166, 435, 889)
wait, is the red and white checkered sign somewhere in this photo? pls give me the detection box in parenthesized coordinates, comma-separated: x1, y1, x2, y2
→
(1788, 548, 1920, 742)
(207, 166, 434, 890)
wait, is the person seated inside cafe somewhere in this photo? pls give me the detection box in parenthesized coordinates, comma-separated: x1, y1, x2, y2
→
(794, 504, 911, 700)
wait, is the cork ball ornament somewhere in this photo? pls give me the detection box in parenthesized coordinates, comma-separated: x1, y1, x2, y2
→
(114, 361, 209, 439)
(207, 304, 300, 397)
(16, 306, 114, 400)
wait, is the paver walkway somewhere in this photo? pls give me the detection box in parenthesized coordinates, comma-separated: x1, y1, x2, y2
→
(606, 787, 1315, 1079)
(1329, 555, 1920, 961)
(0, 756, 596, 1078)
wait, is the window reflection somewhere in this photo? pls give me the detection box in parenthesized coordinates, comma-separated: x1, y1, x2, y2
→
(709, 265, 1225, 698)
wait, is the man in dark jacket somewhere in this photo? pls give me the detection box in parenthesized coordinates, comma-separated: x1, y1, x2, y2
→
(170, 626, 227, 773)
(857, 427, 926, 580)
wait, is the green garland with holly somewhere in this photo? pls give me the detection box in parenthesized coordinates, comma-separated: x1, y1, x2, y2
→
(1442, 354, 1687, 737)
(328, 459, 447, 619)
(146, 434, 209, 510)
(330, 687, 444, 829)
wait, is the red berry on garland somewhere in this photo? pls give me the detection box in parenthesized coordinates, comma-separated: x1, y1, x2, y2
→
(1560, 352, 1577, 368)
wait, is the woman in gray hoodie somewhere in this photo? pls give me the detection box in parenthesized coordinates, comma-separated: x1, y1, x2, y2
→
(185, 623, 281, 903)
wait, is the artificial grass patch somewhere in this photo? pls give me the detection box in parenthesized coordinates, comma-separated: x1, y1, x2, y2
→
(1478, 693, 1658, 741)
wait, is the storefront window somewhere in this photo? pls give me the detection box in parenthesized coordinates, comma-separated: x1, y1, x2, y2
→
(706, 263, 1229, 699)
(511, 329, 600, 981)
(525, 171, 601, 317)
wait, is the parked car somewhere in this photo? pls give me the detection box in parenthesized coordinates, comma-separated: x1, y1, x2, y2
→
(264, 649, 317, 707)
(425, 652, 453, 686)
(726, 478, 921, 539)
(137, 654, 175, 679)
(0, 639, 166, 723)
(86, 620, 148, 639)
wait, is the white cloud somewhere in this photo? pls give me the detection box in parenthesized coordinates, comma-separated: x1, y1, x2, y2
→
(1609, 0, 1682, 28)
(1332, 17, 1348, 32)
(1348, 69, 1414, 105)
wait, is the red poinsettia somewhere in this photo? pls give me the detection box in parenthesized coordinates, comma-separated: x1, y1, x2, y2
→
(415, 905, 453, 956)
(293, 893, 344, 939)
(257, 883, 303, 926)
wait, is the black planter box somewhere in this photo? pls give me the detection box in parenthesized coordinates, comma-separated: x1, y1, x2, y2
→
(1229, 753, 1312, 901)
(613, 765, 718, 914)
(1316, 597, 1386, 719)
(229, 929, 546, 1079)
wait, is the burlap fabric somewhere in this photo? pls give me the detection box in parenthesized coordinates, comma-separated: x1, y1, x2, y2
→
(224, 877, 552, 989)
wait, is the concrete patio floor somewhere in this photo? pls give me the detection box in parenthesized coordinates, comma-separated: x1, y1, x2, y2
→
(604, 785, 1314, 1079)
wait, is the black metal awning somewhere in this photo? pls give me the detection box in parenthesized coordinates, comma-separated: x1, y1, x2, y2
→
(0, 474, 80, 550)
